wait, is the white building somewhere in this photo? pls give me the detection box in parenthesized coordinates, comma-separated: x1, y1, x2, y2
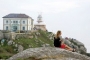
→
(2, 13, 34, 32)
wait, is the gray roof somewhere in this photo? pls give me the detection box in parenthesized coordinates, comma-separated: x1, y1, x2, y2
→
(3, 13, 30, 18)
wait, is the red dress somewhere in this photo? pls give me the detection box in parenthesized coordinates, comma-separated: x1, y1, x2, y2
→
(60, 44, 66, 49)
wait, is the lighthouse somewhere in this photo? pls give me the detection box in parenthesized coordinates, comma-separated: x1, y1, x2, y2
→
(34, 14, 47, 31)
(37, 14, 42, 23)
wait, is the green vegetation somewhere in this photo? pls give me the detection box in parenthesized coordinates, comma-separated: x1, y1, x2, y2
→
(0, 30, 54, 59)
(0, 46, 15, 59)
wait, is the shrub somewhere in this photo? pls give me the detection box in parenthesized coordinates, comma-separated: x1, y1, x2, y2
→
(0, 53, 11, 59)
(4, 46, 14, 53)
(0, 48, 4, 53)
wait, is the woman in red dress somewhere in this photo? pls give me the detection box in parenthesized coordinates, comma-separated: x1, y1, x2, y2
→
(54, 30, 75, 52)
(60, 40, 75, 51)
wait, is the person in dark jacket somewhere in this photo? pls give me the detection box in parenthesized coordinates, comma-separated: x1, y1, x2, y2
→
(54, 30, 75, 52)
(54, 30, 62, 47)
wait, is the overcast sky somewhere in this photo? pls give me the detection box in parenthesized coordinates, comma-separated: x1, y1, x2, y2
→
(0, 0, 90, 53)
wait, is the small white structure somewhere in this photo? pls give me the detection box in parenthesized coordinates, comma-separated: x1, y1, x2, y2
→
(34, 14, 47, 31)
(3, 13, 34, 32)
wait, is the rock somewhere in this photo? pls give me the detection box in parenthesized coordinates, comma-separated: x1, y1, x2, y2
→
(63, 38, 87, 53)
(36, 32, 40, 36)
(8, 47, 90, 60)
(48, 32, 87, 54)
(41, 44, 45, 47)
(35, 35, 37, 39)
(65, 37, 69, 40)
(68, 38, 72, 40)
(45, 44, 50, 47)
(35, 40, 39, 43)
(4, 33, 11, 40)
(41, 44, 50, 47)
(18, 45, 23, 52)
(47, 32, 87, 54)
(29, 45, 32, 48)
(8, 40, 13, 45)
(49, 37, 53, 40)
(64, 39, 72, 46)
(80, 46, 87, 53)
(15, 44, 18, 47)
(72, 39, 84, 46)
(28, 36, 33, 39)
(12, 42, 15, 45)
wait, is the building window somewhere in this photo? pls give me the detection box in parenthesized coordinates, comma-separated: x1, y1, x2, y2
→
(23, 27, 25, 30)
(6, 20, 8, 23)
(13, 21, 15, 23)
(13, 26, 17, 31)
(6, 26, 8, 30)
(23, 21, 25, 24)
(16, 21, 18, 23)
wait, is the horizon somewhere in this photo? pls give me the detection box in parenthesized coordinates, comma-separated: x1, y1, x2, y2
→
(0, 0, 90, 53)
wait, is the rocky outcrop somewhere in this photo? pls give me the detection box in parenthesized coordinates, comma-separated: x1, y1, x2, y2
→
(0, 30, 89, 59)
(63, 38, 87, 53)
(7, 47, 90, 60)
(48, 32, 87, 54)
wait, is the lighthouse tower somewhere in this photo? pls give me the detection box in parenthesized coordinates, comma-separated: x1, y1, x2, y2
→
(34, 14, 47, 31)
(37, 14, 42, 24)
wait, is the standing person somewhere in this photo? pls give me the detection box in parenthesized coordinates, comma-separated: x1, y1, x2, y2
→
(54, 30, 75, 52)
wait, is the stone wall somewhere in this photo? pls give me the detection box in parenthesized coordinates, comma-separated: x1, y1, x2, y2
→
(1, 32, 33, 40)
(0, 30, 37, 40)
(15, 33, 33, 39)
(3, 33, 11, 40)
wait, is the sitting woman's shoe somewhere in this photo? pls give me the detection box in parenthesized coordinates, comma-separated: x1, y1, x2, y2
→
(72, 49, 76, 52)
